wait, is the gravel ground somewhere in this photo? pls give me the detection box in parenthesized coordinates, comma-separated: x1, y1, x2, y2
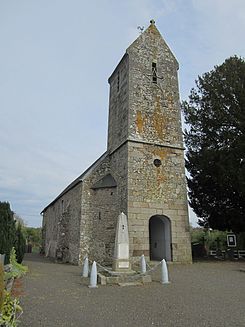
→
(19, 254, 245, 327)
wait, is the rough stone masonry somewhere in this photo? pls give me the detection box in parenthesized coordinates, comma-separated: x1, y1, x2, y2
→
(41, 20, 192, 265)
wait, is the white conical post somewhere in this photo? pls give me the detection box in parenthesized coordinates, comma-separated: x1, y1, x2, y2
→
(82, 257, 89, 277)
(88, 261, 98, 288)
(161, 259, 170, 284)
(140, 254, 146, 274)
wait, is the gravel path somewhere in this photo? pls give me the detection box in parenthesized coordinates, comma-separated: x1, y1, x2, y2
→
(19, 254, 245, 327)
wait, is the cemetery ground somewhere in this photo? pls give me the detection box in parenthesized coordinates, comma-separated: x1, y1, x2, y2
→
(19, 254, 245, 327)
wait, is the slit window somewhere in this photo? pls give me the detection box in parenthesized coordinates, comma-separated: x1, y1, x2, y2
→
(152, 62, 157, 84)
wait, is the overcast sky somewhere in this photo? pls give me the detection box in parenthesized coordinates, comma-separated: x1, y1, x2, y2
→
(0, 0, 245, 227)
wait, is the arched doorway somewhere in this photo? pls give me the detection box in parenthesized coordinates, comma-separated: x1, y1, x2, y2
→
(149, 215, 172, 261)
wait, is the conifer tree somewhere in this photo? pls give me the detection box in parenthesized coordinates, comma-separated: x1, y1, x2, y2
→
(0, 202, 16, 263)
(14, 223, 26, 263)
(182, 56, 245, 232)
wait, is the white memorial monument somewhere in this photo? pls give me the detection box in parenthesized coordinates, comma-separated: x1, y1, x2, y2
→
(112, 212, 131, 272)
(96, 212, 152, 285)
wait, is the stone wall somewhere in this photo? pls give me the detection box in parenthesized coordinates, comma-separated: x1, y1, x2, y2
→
(79, 155, 111, 263)
(107, 54, 129, 153)
(127, 23, 182, 148)
(42, 207, 58, 259)
(127, 142, 192, 262)
(125, 22, 192, 263)
(79, 144, 128, 264)
(42, 183, 82, 264)
(43, 147, 129, 266)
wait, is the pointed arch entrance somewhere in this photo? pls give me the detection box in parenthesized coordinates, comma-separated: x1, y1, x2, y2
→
(149, 215, 172, 261)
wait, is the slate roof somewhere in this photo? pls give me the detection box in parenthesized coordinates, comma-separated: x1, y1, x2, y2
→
(41, 151, 108, 213)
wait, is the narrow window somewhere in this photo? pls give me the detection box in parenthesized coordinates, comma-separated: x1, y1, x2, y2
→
(152, 62, 157, 84)
(117, 71, 120, 92)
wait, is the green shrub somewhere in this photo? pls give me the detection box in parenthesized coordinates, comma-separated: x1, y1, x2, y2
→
(0, 263, 4, 311)
(191, 228, 205, 244)
(191, 228, 245, 251)
(0, 249, 26, 327)
(14, 224, 26, 264)
(9, 248, 28, 279)
(22, 227, 41, 248)
(0, 203, 16, 264)
(191, 228, 227, 251)
(206, 230, 227, 250)
(0, 292, 22, 327)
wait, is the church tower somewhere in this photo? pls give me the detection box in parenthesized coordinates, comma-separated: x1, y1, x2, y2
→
(42, 20, 192, 264)
(107, 20, 192, 263)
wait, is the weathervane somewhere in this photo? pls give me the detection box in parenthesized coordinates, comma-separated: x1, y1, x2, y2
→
(137, 26, 144, 34)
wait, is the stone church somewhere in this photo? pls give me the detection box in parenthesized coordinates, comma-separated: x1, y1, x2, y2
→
(41, 20, 192, 265)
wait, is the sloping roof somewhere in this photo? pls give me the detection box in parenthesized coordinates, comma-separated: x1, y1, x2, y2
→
(108, 53, 128, 83)
(126, 20, 178, 68)
(91, 174, 117, 189)
(41, 151, 108, 213)
(108, 21, 178, 83)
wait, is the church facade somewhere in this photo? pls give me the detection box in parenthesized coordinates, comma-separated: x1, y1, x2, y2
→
(41, 21, 192, 265)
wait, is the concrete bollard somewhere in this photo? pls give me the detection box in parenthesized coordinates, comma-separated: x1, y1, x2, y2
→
(88, 261, 98, 288)
(161, 259, 170, 284)
(82, 257, 89, 277)
(140, 254, 146, 274)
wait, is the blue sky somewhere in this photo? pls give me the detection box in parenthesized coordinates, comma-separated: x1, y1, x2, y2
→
(0, 0, 245, 227)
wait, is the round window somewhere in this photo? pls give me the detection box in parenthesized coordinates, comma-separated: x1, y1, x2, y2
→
(154, 159, 162, 167)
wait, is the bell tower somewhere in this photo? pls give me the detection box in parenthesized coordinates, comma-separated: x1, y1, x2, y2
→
(108, 20, 192, 263)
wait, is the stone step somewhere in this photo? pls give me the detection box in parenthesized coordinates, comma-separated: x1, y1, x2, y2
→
(118, 282, 143, 287)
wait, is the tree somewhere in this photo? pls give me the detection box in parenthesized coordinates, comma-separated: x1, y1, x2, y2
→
(182, 56, 245, 232)
(0, 263, 4, 310)
(0, 202, 16, 263)
(13, 214, 26, 227)
(0, 203, 27, 263)
(22, 227, 41, 246)
(14, 223, 26, 263)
